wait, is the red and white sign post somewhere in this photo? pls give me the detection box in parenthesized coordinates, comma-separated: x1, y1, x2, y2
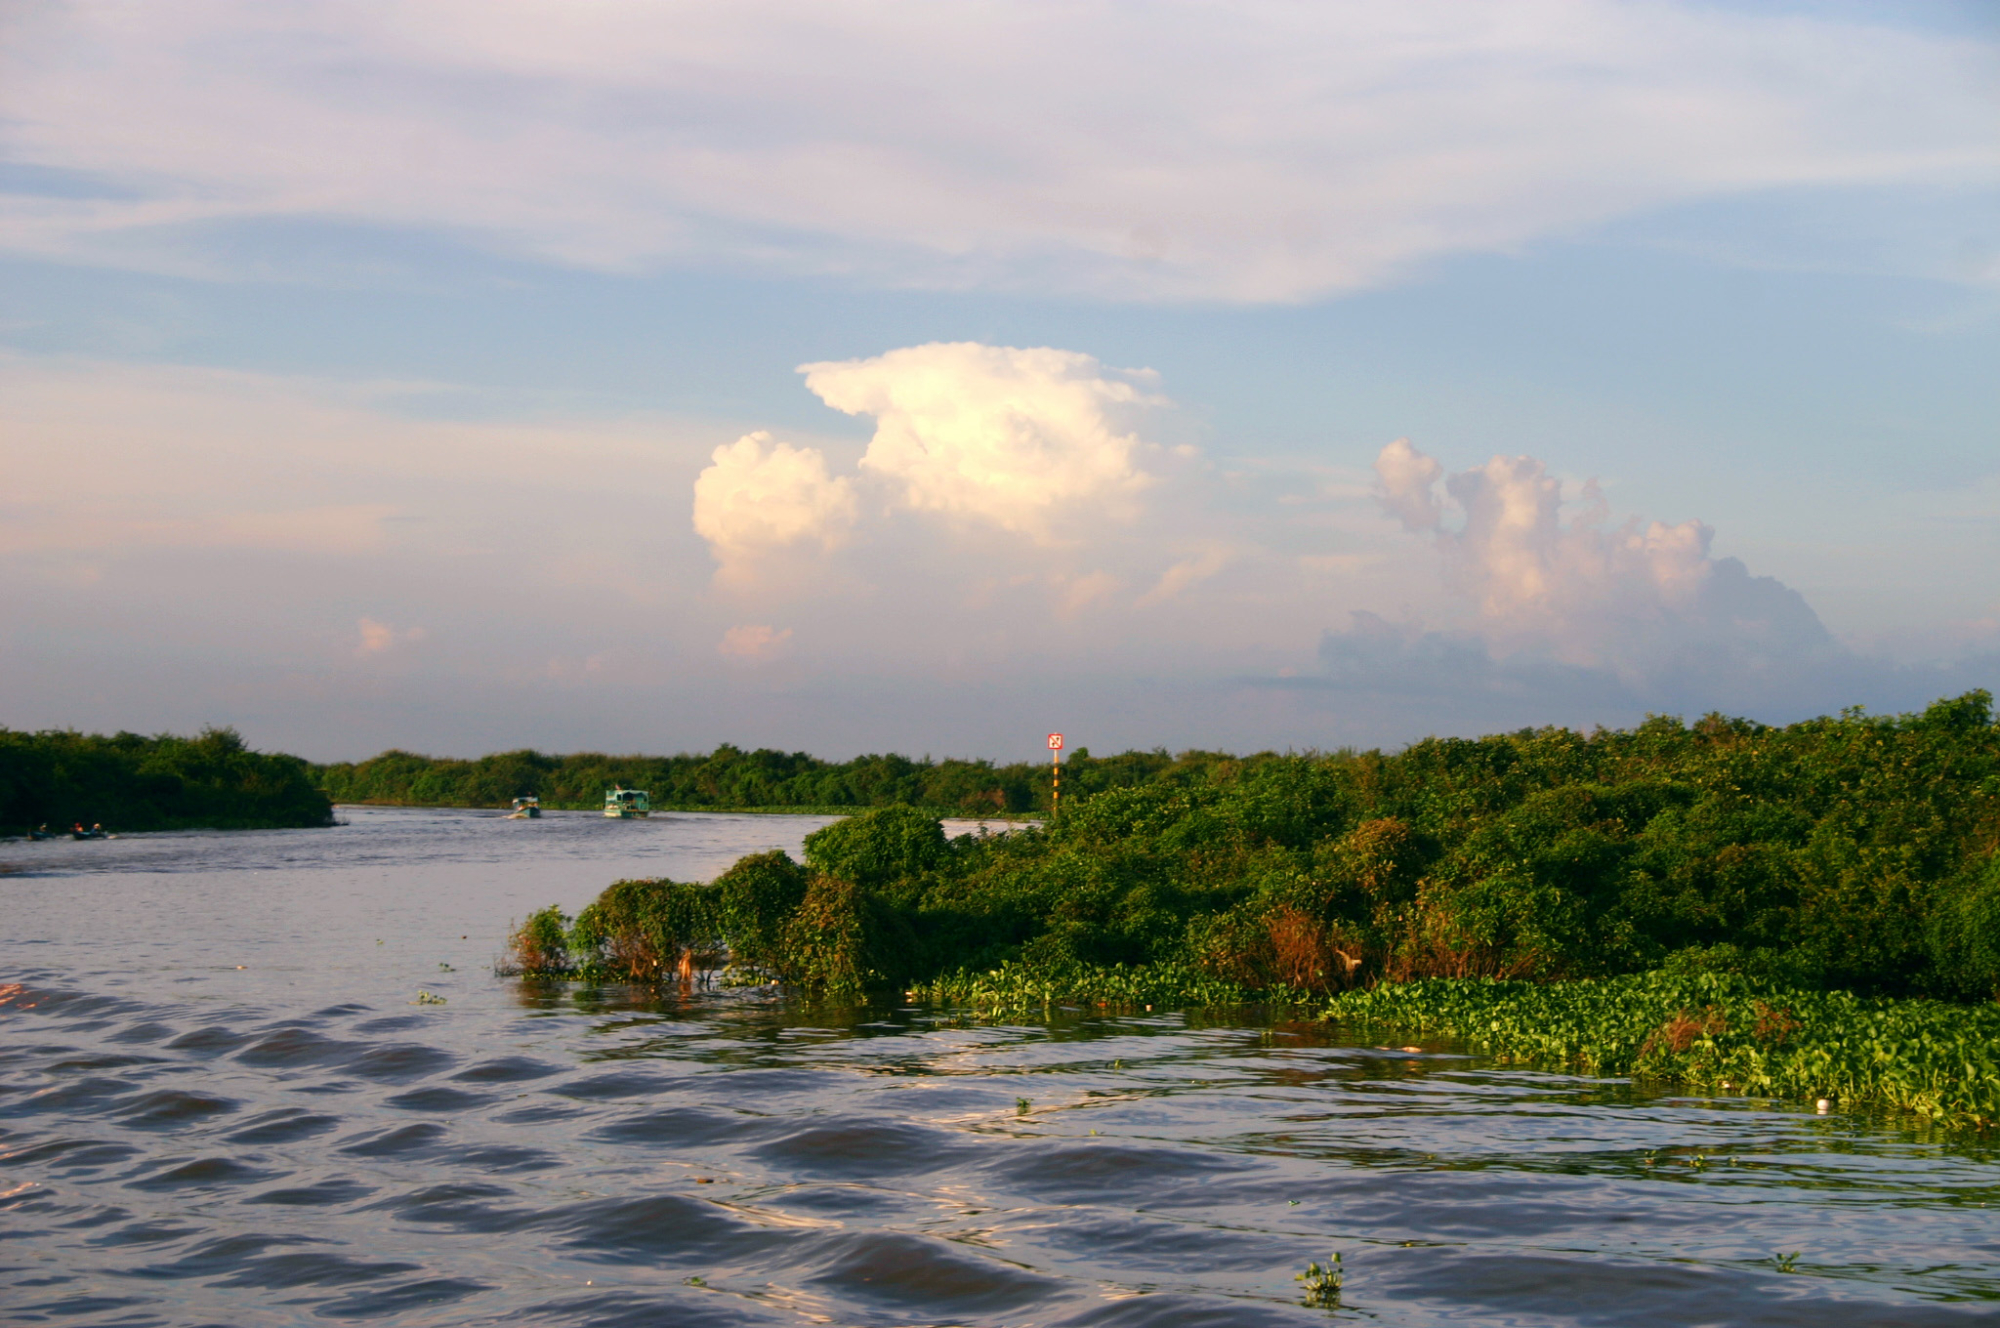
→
(1047, 733, 1064, 817)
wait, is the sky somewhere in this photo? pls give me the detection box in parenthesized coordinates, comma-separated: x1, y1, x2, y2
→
(2, 0, 1996, 763)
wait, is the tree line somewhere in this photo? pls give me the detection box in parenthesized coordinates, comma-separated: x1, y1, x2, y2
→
(312, 743, 1245, 814)
(0, 727, 333, 834)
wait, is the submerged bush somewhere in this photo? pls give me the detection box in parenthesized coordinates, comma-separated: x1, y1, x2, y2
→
(506, 905, 574, 975)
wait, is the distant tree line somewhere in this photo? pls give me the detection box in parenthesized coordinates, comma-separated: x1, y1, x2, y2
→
(312, 743, 1254, 814)
(0, 727, 334, 834)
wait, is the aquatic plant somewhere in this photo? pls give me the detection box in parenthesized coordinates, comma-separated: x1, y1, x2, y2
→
(1296, 1252, 1343, 1308)
(1323, 970, 2000, 1128)
(910, 959, 1267, 1013)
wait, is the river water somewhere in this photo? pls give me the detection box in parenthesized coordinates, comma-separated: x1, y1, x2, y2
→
(4, 806, 1999, 1326)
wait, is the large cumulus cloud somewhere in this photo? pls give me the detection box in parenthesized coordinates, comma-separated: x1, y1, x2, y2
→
(804, 343, 1157, 541)
(693, 342, 1163, 580)
(691, 431, 857, 583)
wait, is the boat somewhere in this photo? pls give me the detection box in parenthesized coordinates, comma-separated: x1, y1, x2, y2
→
(27, 825, 56, 841)
(71, 823, 108, 841)
(505, 796, 541, 820)
(603, 786, 651, 818)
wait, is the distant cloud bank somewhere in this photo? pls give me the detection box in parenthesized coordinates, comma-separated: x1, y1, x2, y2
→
(1310, 438, 1971, 724)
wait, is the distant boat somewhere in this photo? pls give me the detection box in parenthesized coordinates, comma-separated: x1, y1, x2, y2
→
(27, 825, 56, 841)
(71, 824, 108, 841)
(505, 796, 541, 820)
(603, 786, 651, 819)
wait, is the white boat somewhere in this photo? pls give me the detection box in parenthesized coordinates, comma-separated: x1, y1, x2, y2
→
(603, 786, 651, 818)
(505, 796, 541, 819)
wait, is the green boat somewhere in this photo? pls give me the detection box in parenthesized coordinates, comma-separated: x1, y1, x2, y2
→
(603, 786, 651, 819)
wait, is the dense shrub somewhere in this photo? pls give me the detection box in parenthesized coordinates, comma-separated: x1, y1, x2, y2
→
(510, 692, 2000, 1003)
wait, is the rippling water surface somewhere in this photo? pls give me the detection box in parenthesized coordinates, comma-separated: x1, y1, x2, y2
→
(6, 807, 2000, 1326)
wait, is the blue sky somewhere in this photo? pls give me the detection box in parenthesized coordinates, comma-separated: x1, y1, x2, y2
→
(2, 1, 1996, 761)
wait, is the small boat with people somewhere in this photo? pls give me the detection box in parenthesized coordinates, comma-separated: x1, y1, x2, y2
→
(28, 824, 57, 841)
(603, 786, 651, 818)
(71, 823, 108, 840)
(505, 796, 541, 819)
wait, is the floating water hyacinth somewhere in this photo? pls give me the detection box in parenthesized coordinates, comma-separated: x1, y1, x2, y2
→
(1296, 1252, 1343, 1308)
(1324, 971, 2000, 1129)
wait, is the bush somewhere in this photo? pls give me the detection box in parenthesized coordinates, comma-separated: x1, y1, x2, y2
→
(803, 805, 950, 887)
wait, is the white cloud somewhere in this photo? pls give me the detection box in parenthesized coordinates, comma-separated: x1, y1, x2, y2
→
(1371, 438, 1830, 677)
(717, 624, 794, 662)
(356, 617, 423, 655)
(802, 343, 1157, 541)
(690, 431, 857, 579)
(1053, 570, 1123, 620)
(3, 2, 1993, 300)
(1136, 543, 1233, 607)
(1373, 438, 1445, 535)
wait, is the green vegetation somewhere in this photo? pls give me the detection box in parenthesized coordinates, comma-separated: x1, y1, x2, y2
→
(1296, 1253, 1343, 1309)
(316, 743, 1231, 814)
(1324, 971, 2000, 1128)
(0, 726, 334, 834)
(502, 691, 2000, 1121)
(511, 691, 2000, 996)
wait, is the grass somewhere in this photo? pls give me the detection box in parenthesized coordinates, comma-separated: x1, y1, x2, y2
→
(1323, 970, 2000, 1129)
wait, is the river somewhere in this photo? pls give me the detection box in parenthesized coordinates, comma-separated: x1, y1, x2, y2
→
(4, 806, 1997, 1325)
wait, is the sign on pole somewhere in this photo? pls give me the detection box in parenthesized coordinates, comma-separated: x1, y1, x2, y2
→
(1048, 733, 1064, 816)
